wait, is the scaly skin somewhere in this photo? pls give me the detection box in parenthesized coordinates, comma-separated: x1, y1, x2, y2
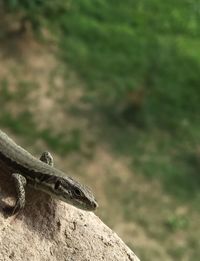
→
(0, 130, 98, 214)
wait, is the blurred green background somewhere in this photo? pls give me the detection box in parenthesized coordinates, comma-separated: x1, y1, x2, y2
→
(0, 1, 200, 260)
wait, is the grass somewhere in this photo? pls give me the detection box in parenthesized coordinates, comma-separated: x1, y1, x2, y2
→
(52, 0, 200, 198)
(57, 0, 200, 127)
(90, 110, 200, 198)
(0, 80, 82, 155)
(0, 111, 81, 155)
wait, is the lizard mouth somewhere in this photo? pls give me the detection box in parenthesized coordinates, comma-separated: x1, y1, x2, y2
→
(91, 201, 98, 210)
(74, 199, 98, 211)
(85, 201, 98, 211)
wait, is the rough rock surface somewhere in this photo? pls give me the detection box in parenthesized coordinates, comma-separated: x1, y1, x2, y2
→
(0, 169, 140, 261)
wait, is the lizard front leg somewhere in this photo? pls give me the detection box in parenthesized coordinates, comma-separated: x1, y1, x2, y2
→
(4, 173, 27, 215)
(3, 152, 53, 215)
(40, 151, 54, 166)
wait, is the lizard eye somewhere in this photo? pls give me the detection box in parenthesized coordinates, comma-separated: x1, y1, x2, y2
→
(55, 180, 61, 190)
(74, 188, 81, 196)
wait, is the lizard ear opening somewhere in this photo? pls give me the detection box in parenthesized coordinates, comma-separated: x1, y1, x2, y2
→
(55, 180, 61, 190)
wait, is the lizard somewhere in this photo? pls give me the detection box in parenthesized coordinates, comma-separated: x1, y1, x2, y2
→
(0, 129, 98, 215)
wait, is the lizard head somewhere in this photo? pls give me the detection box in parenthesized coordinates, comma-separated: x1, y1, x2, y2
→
(52, 176, 98, 211)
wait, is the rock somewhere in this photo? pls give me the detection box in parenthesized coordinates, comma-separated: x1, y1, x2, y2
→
(0, 169, 140, 261)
